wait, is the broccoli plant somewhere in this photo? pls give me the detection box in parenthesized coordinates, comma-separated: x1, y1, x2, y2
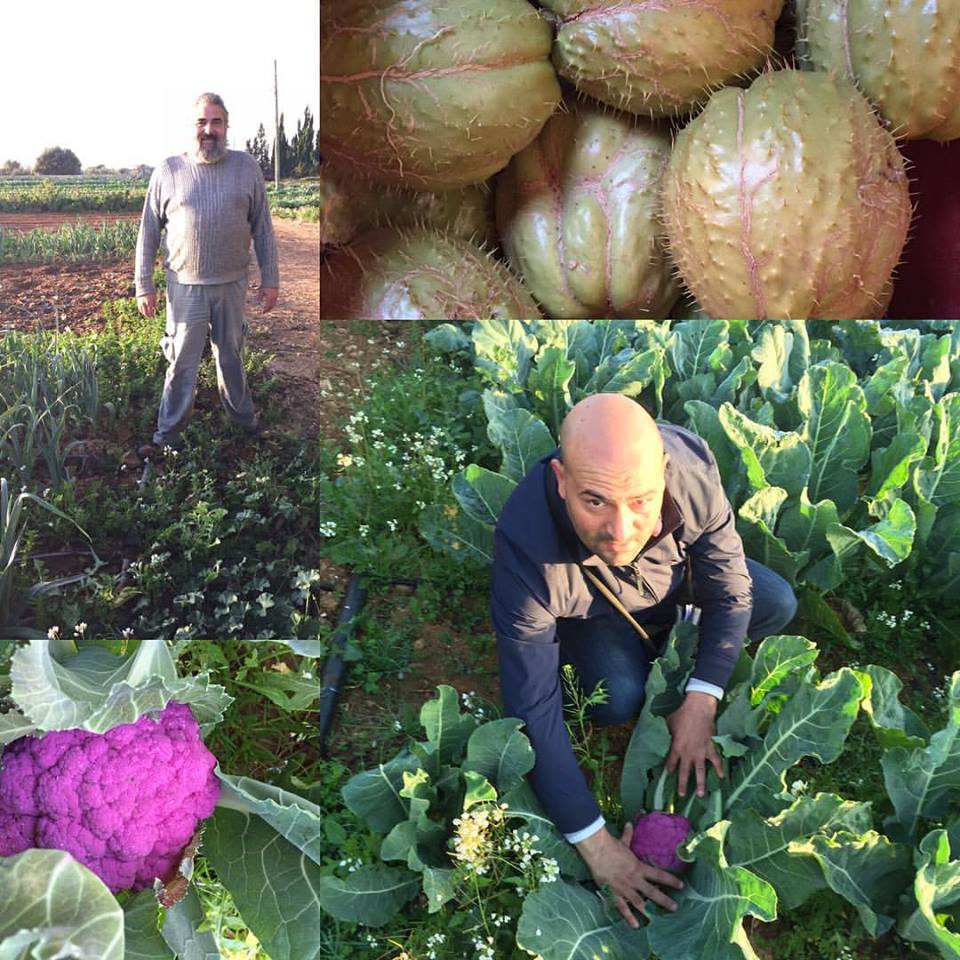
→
(629, 811, 691, 874)
(0, 639, 328, 960)
(517, 626, 960, 960)
(628, 765, 693, 877)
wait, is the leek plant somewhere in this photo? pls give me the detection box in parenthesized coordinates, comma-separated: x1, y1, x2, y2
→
(0, 220, 139, 263)
(0, 477, 91, 637)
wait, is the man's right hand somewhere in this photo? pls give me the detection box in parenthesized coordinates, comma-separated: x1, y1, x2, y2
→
(137, 294, 156, 318)
(575, 822, 684, 928)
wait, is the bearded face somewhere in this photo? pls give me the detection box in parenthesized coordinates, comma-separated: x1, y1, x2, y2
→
(193, 103, 228, 163)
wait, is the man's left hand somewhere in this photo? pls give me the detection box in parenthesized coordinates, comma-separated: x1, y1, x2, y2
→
(257, 287, 279, 313)
(665, 691, 723, 798)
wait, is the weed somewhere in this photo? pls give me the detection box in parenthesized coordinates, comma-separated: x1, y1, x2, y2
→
(314, 342, 493, 591)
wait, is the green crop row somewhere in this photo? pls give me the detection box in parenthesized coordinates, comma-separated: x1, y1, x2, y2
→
(0, 178, 320, 217)
(266, 180, 320, 221)
(0, 221, 140, 263)
(0, 179, 148, 213)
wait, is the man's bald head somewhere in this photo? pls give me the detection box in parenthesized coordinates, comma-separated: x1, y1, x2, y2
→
(559, 394, 663, 472)
(552, 394, 667, 566)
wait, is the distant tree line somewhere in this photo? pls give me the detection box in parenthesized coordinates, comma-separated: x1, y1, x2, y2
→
(0, 150, 152, 179)
(0, 147, 83, 176)
(1, 105, 321, 179)
(245, 106, 319, 178)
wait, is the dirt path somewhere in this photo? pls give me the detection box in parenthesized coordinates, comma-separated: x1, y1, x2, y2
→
(247, 218, 323, 434)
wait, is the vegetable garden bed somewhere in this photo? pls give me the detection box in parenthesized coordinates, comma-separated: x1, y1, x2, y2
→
(2, 319, 959, 960)
(310, 320, 960, 960)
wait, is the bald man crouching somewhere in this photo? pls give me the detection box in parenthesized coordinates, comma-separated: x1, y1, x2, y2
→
(491, 393, 796, 928)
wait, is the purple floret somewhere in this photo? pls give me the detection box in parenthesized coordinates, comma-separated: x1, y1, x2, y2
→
(0, 701, 220, 892)
(630, 811, 691, 874)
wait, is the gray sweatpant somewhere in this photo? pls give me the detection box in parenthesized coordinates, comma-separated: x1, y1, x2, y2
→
(153, 276, 256, 446)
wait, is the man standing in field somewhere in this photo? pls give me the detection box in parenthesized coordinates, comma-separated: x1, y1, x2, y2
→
(491, 393, 797, 928)
(134, 92, 279, 457)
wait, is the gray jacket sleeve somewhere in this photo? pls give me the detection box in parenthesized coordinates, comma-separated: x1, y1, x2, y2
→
(134, 167, 166, 297)
(248, 165, 279, 289)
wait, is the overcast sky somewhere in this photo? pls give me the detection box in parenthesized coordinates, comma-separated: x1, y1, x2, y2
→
(0, 0, 319, 169)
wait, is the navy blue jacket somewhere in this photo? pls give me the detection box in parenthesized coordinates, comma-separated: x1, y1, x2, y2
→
(491, 423, 752, 835)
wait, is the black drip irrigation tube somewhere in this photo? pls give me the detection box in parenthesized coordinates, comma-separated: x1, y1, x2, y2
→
(318, 571, 368, 755)
(316, 573, 422, 755)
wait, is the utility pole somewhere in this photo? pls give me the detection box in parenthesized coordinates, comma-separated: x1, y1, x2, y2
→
(273, 59, 280, 189)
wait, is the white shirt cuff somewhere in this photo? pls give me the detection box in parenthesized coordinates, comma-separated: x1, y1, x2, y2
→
(685, 678, 724, 700)
(564, 815, 606, 845)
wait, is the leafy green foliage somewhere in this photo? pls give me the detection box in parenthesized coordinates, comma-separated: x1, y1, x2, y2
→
(524, 625, 960, 958)
(0, 176, 147, 213)
(424, 320, 960, 612)
(0, 850, 125, 959)
(0, 220, 139, 263)
(516, 880, 648, 960)
(315, 344, 493, 590)
(321, 685, 575, 956)
(0, 640, 329, 960)
(897, 829, 960, 957)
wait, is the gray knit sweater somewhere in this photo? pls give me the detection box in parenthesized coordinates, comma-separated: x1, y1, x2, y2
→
(135, 150, 279, 296)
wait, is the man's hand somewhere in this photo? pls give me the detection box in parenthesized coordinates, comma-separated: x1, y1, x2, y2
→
(137, 294, 156, 318)
(256, 287, 278, 313)
(666, 691, 723, 798)
(576, 823, 683, 928)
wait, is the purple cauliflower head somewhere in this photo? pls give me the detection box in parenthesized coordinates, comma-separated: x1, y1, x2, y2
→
(630, 811, 691, 874)
(0, 700, 220, 892)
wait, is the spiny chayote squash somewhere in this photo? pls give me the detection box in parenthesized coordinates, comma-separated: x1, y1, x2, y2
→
(319, 163, 494, 248)
(663, 69, 911, 320)
(320, 0, 562, 190)
(321, 228, 541, 321)
(496, 98, 679, 319)
(796, 0, 960, 142)
(540, 0, 784, 118)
